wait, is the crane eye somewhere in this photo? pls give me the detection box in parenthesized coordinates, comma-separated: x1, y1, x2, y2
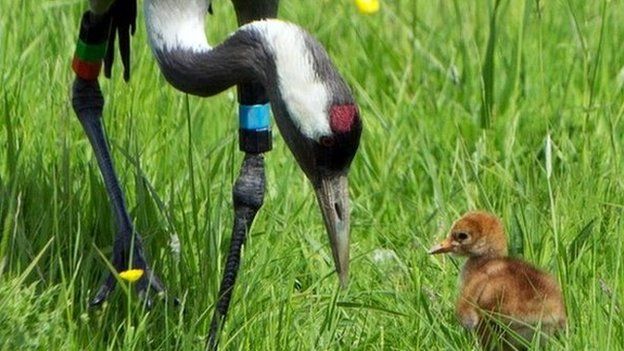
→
(320, 136, 335, 147)
(455, 232, 469, 241)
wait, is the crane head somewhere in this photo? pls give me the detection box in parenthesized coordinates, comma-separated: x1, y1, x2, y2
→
(244, 20, 363, 287)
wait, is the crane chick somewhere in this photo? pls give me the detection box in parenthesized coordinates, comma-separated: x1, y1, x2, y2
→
(429, 211, 566, 350)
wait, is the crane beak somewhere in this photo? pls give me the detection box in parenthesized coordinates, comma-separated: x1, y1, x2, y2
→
(314, 173, 350, 288)
(428, 238, 454, 255)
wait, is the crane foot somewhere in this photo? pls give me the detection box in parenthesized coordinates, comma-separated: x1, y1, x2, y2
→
(89, 231, 175, 309)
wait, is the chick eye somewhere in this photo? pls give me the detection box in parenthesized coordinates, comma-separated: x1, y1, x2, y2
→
(456, 232, 469, 241)
(320, 136, 335, 147)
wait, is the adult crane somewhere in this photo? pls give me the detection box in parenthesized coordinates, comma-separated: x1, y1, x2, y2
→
(71, 0, 362, 347)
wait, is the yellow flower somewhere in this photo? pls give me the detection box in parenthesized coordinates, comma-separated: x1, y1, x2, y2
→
(355, 0, 380, 14)
(119, 269, 144, 283)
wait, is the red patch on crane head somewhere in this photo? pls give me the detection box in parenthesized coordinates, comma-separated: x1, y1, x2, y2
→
(329, 104, 359, 133)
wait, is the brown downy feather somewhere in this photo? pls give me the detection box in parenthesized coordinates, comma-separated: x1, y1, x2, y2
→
(429, 211, 566, 350)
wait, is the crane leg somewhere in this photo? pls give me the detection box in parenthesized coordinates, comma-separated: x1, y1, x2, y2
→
(206, 3, 278, 349)
(207, 153, 266, 350)
(72, 77, 167, 308)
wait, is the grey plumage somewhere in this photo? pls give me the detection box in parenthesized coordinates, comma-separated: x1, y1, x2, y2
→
(72, 1, 361, 348)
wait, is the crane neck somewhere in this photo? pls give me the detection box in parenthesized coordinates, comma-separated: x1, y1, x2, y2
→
(144, 0, 354, 142)
(145, 0, 272, 97)
(145, 0, 211, 54)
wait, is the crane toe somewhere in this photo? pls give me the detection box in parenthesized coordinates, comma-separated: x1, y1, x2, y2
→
(89, 236, 175, 309)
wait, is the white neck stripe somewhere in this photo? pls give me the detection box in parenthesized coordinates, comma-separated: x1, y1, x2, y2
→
(145, 1, 332, 140)
(245, 20, 331, 140)
(145, 0, 210, 52)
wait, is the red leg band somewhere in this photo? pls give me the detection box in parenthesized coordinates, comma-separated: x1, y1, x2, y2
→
(72, 57, 102, 81)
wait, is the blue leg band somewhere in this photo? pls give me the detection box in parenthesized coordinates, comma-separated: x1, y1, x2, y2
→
(238, 103, 272, 153)
(239, 103, 271, 130)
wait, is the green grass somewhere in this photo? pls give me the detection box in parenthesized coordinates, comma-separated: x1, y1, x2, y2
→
(1, 0, 623, 349)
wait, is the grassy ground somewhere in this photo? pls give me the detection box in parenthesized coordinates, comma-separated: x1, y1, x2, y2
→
(1, 0, 623, 349)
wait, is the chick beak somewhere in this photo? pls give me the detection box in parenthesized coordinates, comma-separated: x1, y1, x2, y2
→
(428, 238, 454, 255)
(314, 173, 350, 288)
